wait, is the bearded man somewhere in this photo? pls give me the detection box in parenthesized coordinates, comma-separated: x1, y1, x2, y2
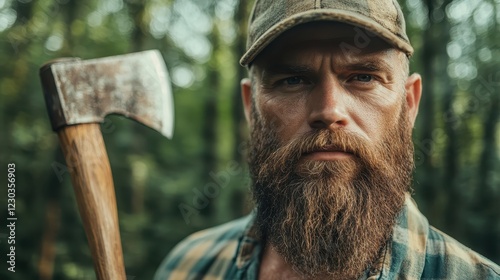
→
(155, 0, 500, 279)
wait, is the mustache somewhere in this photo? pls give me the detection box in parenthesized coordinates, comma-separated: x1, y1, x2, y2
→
(266, 129, 375, 166)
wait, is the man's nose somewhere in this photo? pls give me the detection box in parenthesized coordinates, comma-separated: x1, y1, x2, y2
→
(307, 78, 349, 129)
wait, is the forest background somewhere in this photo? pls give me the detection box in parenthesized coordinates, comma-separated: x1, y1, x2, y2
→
(0, 0, 499, 279)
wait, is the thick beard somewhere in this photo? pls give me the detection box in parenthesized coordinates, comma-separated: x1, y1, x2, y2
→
(248, 103, 414, 279)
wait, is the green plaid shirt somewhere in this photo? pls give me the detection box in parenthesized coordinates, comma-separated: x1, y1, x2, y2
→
(155, 195, 500, 279)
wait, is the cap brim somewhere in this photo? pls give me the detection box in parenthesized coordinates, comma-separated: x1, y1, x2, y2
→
(240, 9, 414, 67)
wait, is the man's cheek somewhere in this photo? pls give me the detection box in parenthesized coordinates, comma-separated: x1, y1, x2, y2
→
(360, 108, 399, 144)
(273, 106, 306, 134)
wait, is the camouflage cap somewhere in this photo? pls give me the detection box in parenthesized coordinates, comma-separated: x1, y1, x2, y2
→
(240, 0, 414, 66)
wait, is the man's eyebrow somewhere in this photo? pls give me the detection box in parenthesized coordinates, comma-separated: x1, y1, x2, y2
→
(343, 60, 393, 73)
(259, 60, 394, 81)
(262, 64, 315, 76)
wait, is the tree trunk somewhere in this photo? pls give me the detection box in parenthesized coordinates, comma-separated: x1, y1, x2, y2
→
(127, 0, 148, 214)
(231, 0, 250, 164)
(38, 150, 64, 280)
(198, 19, 223, 217)
(476, 87, 499, 260)
(418, 0, 439, 221)
(38, 200, 60, 280)
(439, 0, 461, 238)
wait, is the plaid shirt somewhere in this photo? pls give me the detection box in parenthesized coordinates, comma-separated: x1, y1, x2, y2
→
(155, 194, 500, 279)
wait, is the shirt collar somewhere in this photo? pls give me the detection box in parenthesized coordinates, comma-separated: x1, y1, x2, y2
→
(236, 210, 260, 269)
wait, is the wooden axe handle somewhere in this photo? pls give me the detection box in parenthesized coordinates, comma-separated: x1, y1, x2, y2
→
(58, 123, 126, 280)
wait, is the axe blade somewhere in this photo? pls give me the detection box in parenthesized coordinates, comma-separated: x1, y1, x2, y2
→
(40, 50, 174, 139)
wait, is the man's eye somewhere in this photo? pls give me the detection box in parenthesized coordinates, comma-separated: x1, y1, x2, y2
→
(353, 74, 373, 82)
(284, 76, 303, 85)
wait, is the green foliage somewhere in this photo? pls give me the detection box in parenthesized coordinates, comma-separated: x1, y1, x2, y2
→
(0, 0, 498, 279)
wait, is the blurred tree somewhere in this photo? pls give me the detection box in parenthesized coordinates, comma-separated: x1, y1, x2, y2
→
(231, 0, 250, 164)
(472, 0, 500, 260)
(0, 0, 498, 279)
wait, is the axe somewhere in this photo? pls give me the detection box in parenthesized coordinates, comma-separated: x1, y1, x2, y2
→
(39, 50, 174, 279)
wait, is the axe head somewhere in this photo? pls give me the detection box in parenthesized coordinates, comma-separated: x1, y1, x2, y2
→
(40, 50, 174, 139)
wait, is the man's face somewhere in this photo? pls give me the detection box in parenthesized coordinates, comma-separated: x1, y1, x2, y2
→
(242, 22, 421, 279)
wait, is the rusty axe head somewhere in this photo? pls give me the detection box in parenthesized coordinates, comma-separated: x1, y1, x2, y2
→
(40, 50, 174, 138)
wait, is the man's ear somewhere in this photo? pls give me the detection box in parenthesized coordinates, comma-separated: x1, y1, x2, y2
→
(241, 78, 253, 125)
(405, 73, 422, 127)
